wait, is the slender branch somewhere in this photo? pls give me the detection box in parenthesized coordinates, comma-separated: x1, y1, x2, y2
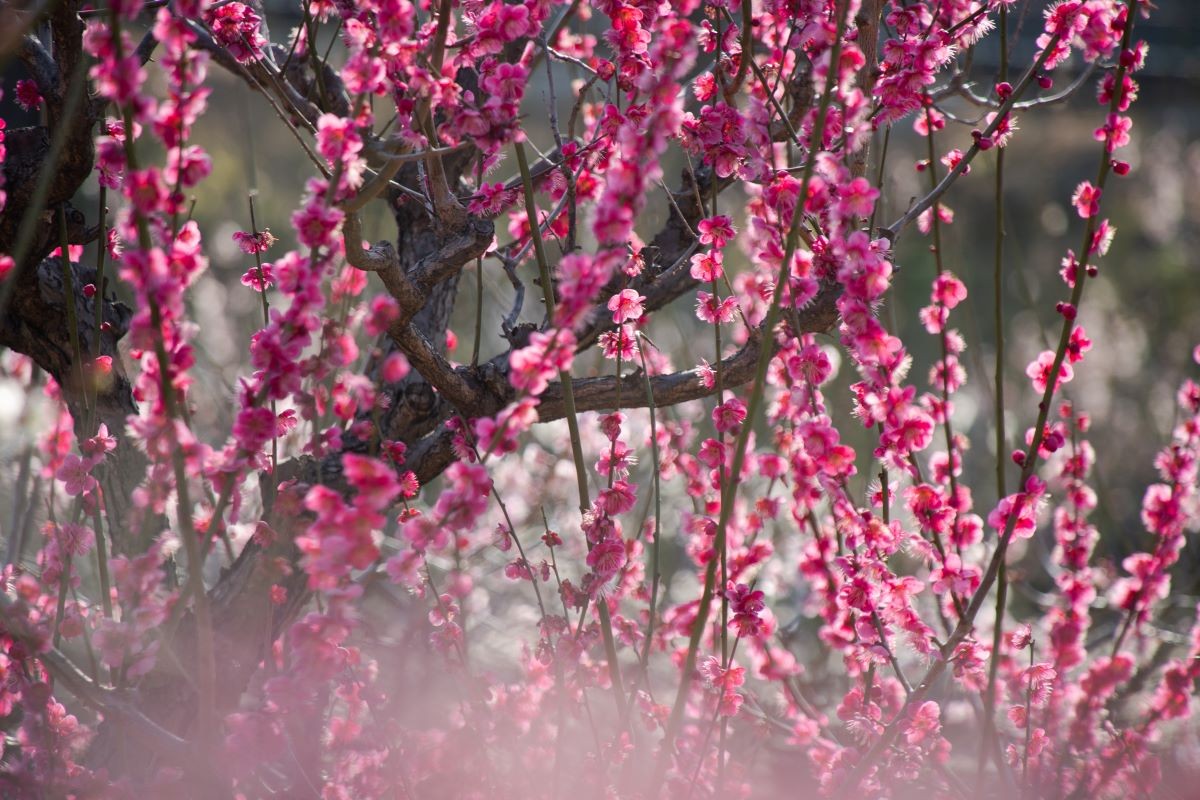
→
(881, 30, 1065, 242)
(538, 282, 840, 423)
(981, 4, 1011, 783)
(514, 138, 628, 722)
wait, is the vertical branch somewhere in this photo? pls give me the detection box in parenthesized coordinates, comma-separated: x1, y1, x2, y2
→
(851, 0, 885, 179)
(110, 9, 217, 756)
(709, 7, 731, 787)
(421, 0, 459, 216)
(513, 139, 627, 720)
(56, 207, 89, 418)
(922, 103, 963, 555)
(246, 192, 278, 486)
(635, 334, 663, 680)
(981, 2, 1011, 782)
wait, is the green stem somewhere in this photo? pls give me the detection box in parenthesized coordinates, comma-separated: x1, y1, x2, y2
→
(635, 335, 663, 682)
(514, 139, 627, 721)
(981, 4, 1010, 784)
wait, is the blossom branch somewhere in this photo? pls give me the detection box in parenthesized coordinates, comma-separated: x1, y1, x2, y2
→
(838, 7, 1140, 792)
(881, 27, 1066, 242)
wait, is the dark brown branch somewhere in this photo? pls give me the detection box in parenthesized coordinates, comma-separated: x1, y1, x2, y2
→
(388, 322, 481, 411)
(539, 280, 842, 422)
(0, 256, 146, 554)
(851, 0, 885, 179)
(576, 165, 726, 352)
(410, 215, 496, 294)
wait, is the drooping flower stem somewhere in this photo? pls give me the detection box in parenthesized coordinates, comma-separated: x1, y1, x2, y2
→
(111, 10, 217, 757)
(514, 137, 627, 722)
(982, 3, 1011, 782)
(837, 5, 1140, 791)
(654, 1, 851, 787)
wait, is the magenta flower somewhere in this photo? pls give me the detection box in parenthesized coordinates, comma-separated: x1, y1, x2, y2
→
(607, 288, 645, 324)
(14, 79, 43, 112)
(232, 229, 278, 255)
(56, 453, 98, 497)
(1072, 181, 1102, 218)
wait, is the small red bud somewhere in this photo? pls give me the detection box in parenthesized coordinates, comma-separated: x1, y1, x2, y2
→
(1037, 75, 1054, 90)
(1119, 48, 1136, 68)
(1086, 265, 1099, 278)
(100, 321, 113, 333)
(1112, 160, 1130, 176)
(83, 283, 97, 298)
(995, 81, 1013, 100)
(1012, 450, 1027, 466)
(976, 136, 994, 151)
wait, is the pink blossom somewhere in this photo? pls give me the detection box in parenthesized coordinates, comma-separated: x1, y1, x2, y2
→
(56, 453, 98, 497)
(364, 295, 400, 337)
(1026, 349, 1074, 393)
(697, 215, 737, 248)
(240, 263, 274, 291)
(690, 250, 723, 282)
(1072, 181, 1102, 218)
(696, 291, 737, 324)
(836, 177, 879, 219)
(205, 2, 266, 63)
(586, 537, 625, 581)
(988, 480, 1046, 540)
(291, 200, 343, 248)
(712, 398, 748, 434)
(342, 454, 400, 511)
(607, 288, 646, 324)
(1094, 112, 1133, 152)
(381, 352, 410, 383)
(232, 406, 275, 452)
(905, 701, 942, 746)
(233, 229, 278, 255)
(509, 330, 575, 396)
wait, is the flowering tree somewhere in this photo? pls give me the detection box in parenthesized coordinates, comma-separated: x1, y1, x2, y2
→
(0, 0, 1194, 797)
